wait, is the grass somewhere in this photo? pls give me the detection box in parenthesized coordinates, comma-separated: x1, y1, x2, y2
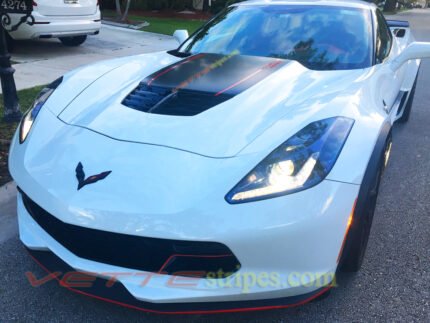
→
(102, 10, 206, 36)
(139, 16, 205, 35)
(0, 86, 44, 186)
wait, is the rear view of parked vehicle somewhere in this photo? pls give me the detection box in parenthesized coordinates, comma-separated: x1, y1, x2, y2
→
(7, 0, 101, 47)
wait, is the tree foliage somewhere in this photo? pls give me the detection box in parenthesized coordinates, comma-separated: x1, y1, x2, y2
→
(384, 0, 398, 12)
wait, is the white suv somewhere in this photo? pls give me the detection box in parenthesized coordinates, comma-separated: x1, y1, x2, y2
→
(9, 0, 101, 47)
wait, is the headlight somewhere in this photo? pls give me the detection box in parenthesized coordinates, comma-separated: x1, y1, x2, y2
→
(19, 77, 63, 143)
(225, 117, 354, 204)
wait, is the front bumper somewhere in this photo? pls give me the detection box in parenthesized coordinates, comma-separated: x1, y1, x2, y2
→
(9, 12, 101, 40)
(27, 248, 331, 314)
(17, 178, 357, 310)
(11, 111, 359, 310)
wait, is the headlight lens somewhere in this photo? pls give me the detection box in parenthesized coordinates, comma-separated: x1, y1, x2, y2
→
(19, 77, 63, 143)
(225, 117, 354, 204)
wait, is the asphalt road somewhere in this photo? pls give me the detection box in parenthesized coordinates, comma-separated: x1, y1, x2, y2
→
(1, 9, 429, 323)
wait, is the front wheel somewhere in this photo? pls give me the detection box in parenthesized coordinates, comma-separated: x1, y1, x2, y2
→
(59, 35, 87, 47)
(338, 134, 392, 272)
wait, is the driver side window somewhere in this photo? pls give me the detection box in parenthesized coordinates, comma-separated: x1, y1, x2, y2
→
(375, 10, 393, 64)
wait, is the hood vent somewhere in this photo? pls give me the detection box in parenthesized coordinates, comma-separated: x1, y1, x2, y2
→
(122, 82, 232, 117)
(122, 83, 170, 112)
(122, 54, 287, 117)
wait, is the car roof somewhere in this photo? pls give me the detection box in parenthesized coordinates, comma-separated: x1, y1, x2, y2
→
(235, 0, 376, 10)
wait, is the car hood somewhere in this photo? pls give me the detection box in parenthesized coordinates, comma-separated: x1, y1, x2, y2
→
(57, 52, 366, 158)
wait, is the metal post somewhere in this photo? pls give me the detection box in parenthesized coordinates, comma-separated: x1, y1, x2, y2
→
(0, 23, 21, 122)
(0, 0, 34, 122)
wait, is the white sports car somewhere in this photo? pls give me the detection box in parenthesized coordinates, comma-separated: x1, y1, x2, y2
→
(9, 0, 430, 314)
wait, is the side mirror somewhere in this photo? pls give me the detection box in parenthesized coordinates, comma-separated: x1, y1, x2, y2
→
(391, 42, 430, 71)
(173, 30, 189, 45)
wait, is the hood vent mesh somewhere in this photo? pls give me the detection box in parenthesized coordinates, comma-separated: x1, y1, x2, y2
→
(122, 83, 170, 112)
(122, 82, 232, 117)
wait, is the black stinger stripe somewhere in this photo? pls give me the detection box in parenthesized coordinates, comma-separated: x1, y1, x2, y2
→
(122, 53, 287, 116)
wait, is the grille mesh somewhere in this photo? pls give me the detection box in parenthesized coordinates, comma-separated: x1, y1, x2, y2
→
(20, 189, 241, 277)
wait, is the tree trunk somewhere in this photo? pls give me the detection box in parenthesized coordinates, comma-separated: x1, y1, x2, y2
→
(115, 0, 122, 17)
(202, 0, 210, 12)
(121, 0, 131, 22)
(384, 0, 398, 12)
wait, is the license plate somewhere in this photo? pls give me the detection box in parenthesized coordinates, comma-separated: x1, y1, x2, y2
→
(0, 0, 33, 14)
(64, 0, 79, 4)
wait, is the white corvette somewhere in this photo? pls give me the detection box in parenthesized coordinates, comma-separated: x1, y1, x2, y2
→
(9, 0, 430, 314)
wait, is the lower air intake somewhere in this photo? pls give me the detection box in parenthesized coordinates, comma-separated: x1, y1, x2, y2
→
(20, 189, 241, 278)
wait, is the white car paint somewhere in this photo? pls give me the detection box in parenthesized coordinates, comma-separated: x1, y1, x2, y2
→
(13, 108, 359, 302)
(8, 0, 100, 40)
(8, 0, 430, 309)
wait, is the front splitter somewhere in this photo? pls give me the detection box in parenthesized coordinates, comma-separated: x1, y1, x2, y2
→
(27, 248, 331, 315)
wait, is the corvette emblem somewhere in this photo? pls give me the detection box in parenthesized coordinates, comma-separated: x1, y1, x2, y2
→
(75, 162, 112, 191)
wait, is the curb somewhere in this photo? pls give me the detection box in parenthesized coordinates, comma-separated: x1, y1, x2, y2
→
(101, 23, 145, 34)
(102, 20, 149, 30)
(100, 23, 175, 39)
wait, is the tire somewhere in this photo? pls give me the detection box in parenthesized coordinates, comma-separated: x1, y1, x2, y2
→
(59, 35, 87, 47)
(397, 71, 418, 123)
(338, 133, 392, 272)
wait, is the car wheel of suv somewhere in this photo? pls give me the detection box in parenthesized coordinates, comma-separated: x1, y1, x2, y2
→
(338, 133, 392, 272)
(60, 35, 87, 47)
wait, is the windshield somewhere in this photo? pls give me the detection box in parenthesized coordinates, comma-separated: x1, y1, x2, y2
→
(179, 5, 373, 70)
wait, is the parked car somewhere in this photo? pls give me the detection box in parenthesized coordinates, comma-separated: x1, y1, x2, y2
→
(8, 0, 101, 47)
(9, 0, 430, 314)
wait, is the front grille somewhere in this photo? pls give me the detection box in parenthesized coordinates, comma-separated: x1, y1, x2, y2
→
(20, 190, 240, 277)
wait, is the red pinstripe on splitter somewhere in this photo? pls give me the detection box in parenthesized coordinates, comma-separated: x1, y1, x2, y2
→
(27, 251, 331, 315)
(147, 54, 206, 86)
(215, 59, 283, 97)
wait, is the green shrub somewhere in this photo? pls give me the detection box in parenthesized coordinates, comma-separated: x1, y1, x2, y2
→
(100, 0, 244, 13)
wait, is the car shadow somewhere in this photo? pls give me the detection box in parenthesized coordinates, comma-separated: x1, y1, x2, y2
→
(11, 39, 85, 64)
